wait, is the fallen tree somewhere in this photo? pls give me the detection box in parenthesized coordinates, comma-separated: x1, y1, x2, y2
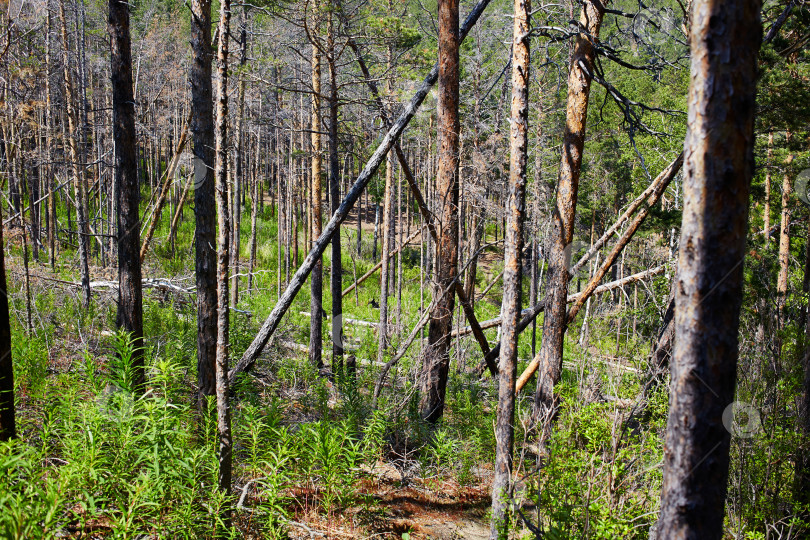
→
(227, 0, 496, 385)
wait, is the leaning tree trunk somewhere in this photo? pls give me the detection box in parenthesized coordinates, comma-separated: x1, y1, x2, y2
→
(419, 0, 461, 424)
(58, 0, 91, 308)
(532, 0, 605, 437)
(109, 0, 145, 390)
(656, 0, 761, 535)
(490, 0, 529, 533)
(190, 0, 217, 407)
(309, 17, 324, 371)
(213, 0, 233, 521)
(227, 0, 494, 383)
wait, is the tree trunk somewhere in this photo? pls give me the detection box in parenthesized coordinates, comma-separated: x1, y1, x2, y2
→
(0, 200, 14, 441)
(309, 20, 324, 371)
(109, 0, 145, 390)
(532, 0, 605, 434)
(190, 0, 217, 405)
(420, 0, 461, 424)
(327, 10, 344, 372)
(230, 15, 248, 308)
(46, 2, 57, 269)
(214, 0, 233, 519)
(775, 138, 792, 363)
(490, 0, 529, 532)
(656, 0, 760, 534)
(58, 0, 91, 308)
(764, 130, 772, 245)
(377, 152, 394, 363)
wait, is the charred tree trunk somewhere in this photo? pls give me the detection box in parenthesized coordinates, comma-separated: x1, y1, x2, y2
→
(190, 0, 217, 406)
(420, 0, 461, 424)
(490, 0, 529, 533)
(656, 0, 761, 534)
(0, 202, 13, 441)
(109, 0, 145, 390)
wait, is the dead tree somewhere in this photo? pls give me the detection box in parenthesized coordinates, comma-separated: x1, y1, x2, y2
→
(309, 9, 324, 371)
(490, 0, 530, 533)
(213, 0, 233, 519)
(0, 205, 13, 440)
(190, 0, 218, 406)
(58, 0, 91, 308)
(227, 0, 494, 385)
(109, 0, 145, 389)
(656, 0, 761, 534)
(532, 0, 605, 434)
(419, 0, 461, 424)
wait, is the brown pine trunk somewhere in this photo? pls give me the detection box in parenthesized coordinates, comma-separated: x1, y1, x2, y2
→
(656, 0, 760, 534)
(532, 0, 605, 434)
(190, 0, 217, 405)
(420, 0, 461, 424)
(214, 0, 233, 517)
(490, 0, 529, 532)
(309, 21, 324, 371)
(109, 0, 145, 390)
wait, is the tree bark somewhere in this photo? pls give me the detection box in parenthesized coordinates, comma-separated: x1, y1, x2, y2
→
(419, 0, 461, 424)
(213, 0, 233, 518)
(327, 9, 344, 371)
(109, 0, 145, 390)
(190, 0, 217, 405)
(490, 0, 529, 532)
(532, 0, 605, 433)
(309, 17, 324, 371)
(656, 0, 760, 534)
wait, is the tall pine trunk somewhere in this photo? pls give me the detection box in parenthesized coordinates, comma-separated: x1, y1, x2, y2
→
(420, 0, 460, 424)
(656, 0, 760, 534)
(109, 0, 145, 389)
(190, 0, 217, 405)
(532, 0, 605, 436)
(489, 0, 529, 532)
(327, 11, 344, 372)
(214, 0, 233, 519)
(309, 16, 324, 370)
